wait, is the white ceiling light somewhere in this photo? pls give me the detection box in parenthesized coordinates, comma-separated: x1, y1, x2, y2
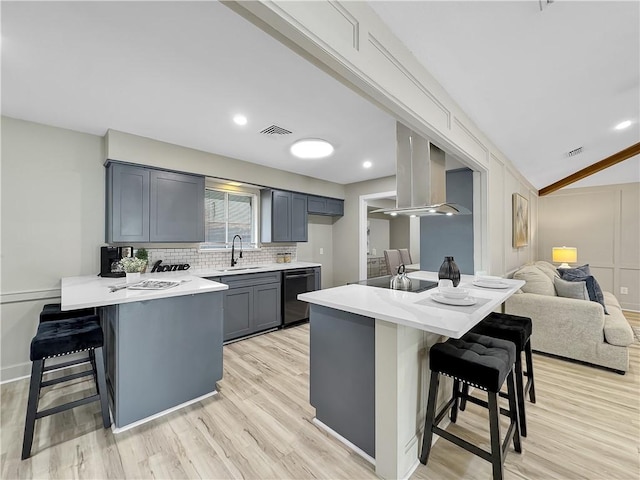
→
(290, 139, 334, 159)
(614, 120, 632, 130)
(363, 160, 372, 168)
(233, 114, 248, 126)
(389, 212, 398, 216)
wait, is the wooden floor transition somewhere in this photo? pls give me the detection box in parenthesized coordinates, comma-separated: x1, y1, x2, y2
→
(1, 312, 639, 479)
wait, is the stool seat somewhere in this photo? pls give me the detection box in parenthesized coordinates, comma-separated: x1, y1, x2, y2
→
(30, 315, 103, 361)
(431, 333, 516, 393)
(469, 312, 532, 351)
(40, 303, 95, 323)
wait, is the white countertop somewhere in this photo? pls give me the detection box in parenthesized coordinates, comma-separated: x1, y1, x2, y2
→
(298, 271, 524, 338)
(190, 261, 322, 278)
(61, 272, 228, 310)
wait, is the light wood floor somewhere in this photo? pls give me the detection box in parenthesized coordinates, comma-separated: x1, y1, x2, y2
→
(2, 313, 639, 479)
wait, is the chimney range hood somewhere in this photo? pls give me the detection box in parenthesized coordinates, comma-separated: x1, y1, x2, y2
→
(372, 122, 471, 217)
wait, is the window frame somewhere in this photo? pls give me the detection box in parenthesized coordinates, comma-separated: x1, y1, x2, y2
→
(200, 185, 259, 251)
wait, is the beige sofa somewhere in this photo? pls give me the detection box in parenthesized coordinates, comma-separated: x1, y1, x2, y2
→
(505, 261, 634, 373)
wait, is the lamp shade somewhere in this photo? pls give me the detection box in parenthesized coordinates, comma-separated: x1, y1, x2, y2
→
(552, 246, 577, 268)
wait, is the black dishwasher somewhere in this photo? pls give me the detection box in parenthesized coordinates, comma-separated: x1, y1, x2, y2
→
(283, 268, 317, 326)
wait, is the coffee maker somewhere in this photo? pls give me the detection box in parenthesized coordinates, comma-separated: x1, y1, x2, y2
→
(100, 246, 133, 277)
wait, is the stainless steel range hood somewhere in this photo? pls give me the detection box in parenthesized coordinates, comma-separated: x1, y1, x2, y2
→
(372, 122, 471, 217)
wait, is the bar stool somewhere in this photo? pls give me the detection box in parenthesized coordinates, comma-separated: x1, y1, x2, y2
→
(461, 312, 536, 436)
(21, 314, 110, 460)
(420, 333, 521, 480)
(40, 303, 95, 322)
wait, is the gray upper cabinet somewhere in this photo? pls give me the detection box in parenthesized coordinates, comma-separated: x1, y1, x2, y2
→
(307, 195, 344, 216)
(261, 189, 308, 242)
(106, 161, 204, 243)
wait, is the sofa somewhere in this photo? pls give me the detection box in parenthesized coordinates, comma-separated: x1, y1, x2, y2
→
(505, 261, 635, 373)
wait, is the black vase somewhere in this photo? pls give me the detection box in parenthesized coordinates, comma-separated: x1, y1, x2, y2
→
(438, 256, 461, 287)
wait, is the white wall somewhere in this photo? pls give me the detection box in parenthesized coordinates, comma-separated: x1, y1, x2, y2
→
(538, 182, 640, 311)
(296, 215, 335, 288)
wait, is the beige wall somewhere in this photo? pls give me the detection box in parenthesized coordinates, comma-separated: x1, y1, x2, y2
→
(538, 183, 640, 311)
(296, 215, 335, 288)
(389, 216, 410, 251)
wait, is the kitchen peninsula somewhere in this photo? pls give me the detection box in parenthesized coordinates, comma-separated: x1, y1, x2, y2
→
(62, 273, 228, 431)
(299, 271, 524, 480)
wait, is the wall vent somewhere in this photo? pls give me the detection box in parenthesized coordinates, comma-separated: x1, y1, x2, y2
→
(259, 124, 292, 135)
(566, 146, 583, 157)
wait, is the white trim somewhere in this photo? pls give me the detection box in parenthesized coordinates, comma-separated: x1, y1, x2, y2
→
(359, 190, 396, 280)
(112, 390, 218, 434)
(312, 417, 375, 466)
(1, 289, 60, 304)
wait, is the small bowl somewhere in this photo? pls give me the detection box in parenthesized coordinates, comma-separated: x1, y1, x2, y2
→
(439, 286, 469, 299)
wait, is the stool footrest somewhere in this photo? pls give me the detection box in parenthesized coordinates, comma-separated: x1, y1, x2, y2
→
(433, 426, 492, 463)
(463, 393, 511, 417)
(43, 356, 90, 372)
(35, 394, 100, 419)
(40, 369, 94, 388)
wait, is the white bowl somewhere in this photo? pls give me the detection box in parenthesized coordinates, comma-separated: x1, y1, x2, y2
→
(475, 275, 503, 284)
(439, 286, 469, 299)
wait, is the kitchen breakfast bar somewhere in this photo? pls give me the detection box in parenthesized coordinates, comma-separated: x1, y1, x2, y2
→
(299, 271, 524, 480)
(61, 273, 228, 431)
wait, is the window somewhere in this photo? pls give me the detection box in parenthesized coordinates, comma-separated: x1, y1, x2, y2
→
(201, 188, 258, 250)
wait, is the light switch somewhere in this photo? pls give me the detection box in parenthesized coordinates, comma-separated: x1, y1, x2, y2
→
(373, 248, 377, 255)
(319, 247, 324, 255)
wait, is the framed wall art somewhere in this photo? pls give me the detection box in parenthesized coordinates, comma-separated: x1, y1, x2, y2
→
(512, 193, 529, 248)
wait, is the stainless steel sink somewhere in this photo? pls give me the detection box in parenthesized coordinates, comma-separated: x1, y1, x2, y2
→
(217, 266, 263, 273)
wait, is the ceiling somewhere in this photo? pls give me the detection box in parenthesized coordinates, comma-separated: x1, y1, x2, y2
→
(2, 1, 638, 190)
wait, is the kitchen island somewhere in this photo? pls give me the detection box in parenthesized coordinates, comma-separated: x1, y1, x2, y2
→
(62, 273, 228, 431)
(299, 271, 524, 480)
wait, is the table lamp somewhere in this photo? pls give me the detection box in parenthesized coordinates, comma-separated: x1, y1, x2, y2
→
(552, 246, 577, 269)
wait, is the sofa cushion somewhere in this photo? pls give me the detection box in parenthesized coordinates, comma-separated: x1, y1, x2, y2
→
(603, 309, 635, 347)
(603, 291, 622, 310)
(554, 277, 589, 300)
(534, 261, 561, 282)
(513, 265, 556, 296)
(559, 267, 608, 314)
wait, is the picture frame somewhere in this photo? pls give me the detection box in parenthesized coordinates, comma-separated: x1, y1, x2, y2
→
(512, 193, 529, 248)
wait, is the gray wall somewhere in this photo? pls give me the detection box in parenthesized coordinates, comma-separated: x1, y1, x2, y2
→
(420, 169, 474, 274)
(538, 182, 640, 311)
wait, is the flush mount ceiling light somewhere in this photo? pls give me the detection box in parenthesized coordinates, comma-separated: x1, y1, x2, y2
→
(290, 139, 334, 159)
(363, 160, 372, 169)
(615, 120, 632, 130)
(233, 114, 248, 126)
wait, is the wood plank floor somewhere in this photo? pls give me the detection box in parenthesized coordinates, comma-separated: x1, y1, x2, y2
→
(2, 313, 638, 479)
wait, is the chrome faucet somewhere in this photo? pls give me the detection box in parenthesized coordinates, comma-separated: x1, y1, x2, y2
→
(231, 235, 243, 267)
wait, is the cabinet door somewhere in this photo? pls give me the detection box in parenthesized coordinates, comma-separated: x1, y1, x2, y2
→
(223, 286, 254, 342)
(271, 190, 292, 242)
(307, 195, 326, 214)
(149, 170, 204, 242)
(326, 198, 344, 216)
(253, 282, 282, 331)
(107, 163, 150, 242)
(314, 267, 322, 290)
(291, 193, 308, 242)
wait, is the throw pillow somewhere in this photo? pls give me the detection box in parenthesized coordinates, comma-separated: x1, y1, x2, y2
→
(559, 268, 608, 314)
(554, 277, 589, 300)
(513, 265, 556, 296)
(534, 261, 560, 282)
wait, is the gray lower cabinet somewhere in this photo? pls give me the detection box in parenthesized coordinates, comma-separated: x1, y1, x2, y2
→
(100, 291, 223, 429)
(261, 189, 308, 242)
(211, 271, 282, 342)
(106, 161, 204, 243)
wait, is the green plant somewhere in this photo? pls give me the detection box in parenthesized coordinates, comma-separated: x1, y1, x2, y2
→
(119, 257, 147, 273)
(135, 248, 148, 261)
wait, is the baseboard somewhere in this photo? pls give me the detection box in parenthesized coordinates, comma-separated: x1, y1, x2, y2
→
(312, 417, 375, 466)
(1, 352, 90, 385)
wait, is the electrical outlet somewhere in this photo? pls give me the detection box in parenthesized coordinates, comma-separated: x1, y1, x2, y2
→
(620, 287, 628, 295)
(319, 247, 324, 255)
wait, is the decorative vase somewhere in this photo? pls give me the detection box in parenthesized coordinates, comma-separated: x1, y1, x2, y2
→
(438, 256, 461, 287)
(126, 272, 141, 283)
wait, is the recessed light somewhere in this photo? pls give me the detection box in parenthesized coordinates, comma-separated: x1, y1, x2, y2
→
(290, 139, 334, 159)
(615, 120, 632, 130)
(227, 181, 243, 187)
(410, 215, 416, 218)
(363, 160, 372, 169)
(390, 212, 398, 217)
(446, 212, 453, 216)
(233, 114, 248, 126)
(429, 209, 437, 213)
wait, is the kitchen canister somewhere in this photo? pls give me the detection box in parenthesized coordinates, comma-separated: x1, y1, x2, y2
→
(277, 253, 285, 263)
(284, 252, 291, 263)
(438, 256, 461, 287)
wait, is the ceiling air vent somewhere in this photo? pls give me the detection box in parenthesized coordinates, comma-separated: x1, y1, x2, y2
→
(566, 146, 583, 157)
(259, 124, 292, 135)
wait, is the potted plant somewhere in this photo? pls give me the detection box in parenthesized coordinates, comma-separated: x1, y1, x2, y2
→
(135, 248, 149, 272)
(119, 256, 147, 283)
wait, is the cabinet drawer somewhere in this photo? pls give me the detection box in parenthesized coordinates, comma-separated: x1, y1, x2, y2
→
(220, 271, 281, 289)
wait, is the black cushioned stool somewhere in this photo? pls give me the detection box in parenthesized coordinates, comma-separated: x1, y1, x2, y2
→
(461, 312, 536, 437)
(420, 333, 521, 480)
(21, 315, 110, 460)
